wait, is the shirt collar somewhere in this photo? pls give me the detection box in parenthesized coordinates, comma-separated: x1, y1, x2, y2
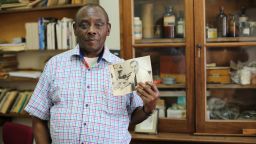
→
(71, 45, 114, 64)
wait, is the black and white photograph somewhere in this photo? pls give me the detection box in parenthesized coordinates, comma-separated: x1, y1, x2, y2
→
(134, 109, 159, 134)
(109, 56, 153, 96)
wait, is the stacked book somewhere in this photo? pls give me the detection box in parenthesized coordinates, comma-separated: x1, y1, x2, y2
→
(0, 0, 41, 10)
(0, 43, 25, 52)
(0, 53, 18, 79)
(0, 88, 32, 114)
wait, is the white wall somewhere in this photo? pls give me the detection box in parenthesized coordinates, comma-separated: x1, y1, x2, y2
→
(100, 0, 121, 50)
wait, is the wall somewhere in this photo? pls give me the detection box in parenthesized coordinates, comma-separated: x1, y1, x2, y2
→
(100, 0, 121, 50)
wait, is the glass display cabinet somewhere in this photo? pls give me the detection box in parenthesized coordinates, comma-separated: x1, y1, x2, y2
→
(121, 0, 256, 135)
(121, 0, 195, 133)
(195, 0, 256, 135)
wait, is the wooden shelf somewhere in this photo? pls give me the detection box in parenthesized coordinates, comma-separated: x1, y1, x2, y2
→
(205, 42, 256, 47)
(157, 84, 186, 89)
(135, 38, 184, 44)
(0, 49, 66, 54)
(207, 37, 256, 43)
(0, 113, 30, 118)
(133, 38, 185, 48)
(207, 84, 256, 89)
(131, 132, 256, 144)
(0, 4, 83, 14)
(0, 77, 38, 82)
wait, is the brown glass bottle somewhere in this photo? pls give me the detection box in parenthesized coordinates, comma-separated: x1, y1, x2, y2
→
(163, 6, 176, 38)
(228, 15, 239, 37)
(217, 6, 228, 37)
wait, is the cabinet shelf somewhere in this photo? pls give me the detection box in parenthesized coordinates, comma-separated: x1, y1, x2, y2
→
(205, 42, 256, 47)
(135, 38, 184, 44)
(134, 38, 185, 48)
(157, 84, 186, 89)
(133, 43, 186, 48)
(207, 37, 256, 43)
(131, 132, 256, 144)
(0, 4, 84, 14)
(207, 84, 256, 89)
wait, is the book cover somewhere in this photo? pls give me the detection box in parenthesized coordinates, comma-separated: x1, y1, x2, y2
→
(0, 89, 8, 103)
(18, 92, 29, 113)
(20, 91, 32, 114)
(10, 93, 22, 113)
(0, 91, 18, 113)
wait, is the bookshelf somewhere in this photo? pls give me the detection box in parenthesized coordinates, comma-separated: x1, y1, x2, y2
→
(0, 3, 93, 118)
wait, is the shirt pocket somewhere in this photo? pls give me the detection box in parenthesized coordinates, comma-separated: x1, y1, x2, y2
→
(100, 85, 127, 115)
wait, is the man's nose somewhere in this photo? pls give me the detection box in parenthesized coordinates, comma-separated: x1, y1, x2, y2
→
(87, 25, 97, 35)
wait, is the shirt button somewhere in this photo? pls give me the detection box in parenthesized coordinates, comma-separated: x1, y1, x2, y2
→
(88, 69, 90, 71)
(84, 123, 86, 126)
(86, 104, 89, 107)
(87, 85, 90, 89)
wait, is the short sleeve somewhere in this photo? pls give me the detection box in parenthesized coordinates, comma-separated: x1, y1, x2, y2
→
(126, 91, 143, 120)
(25, 61, 53, 120)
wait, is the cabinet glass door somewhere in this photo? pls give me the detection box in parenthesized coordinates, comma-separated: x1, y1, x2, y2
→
(122, 0, 195, 133)
(195, 0, 256, 135)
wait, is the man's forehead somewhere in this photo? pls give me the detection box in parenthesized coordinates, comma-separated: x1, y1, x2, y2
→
(77, 7, 107, 21)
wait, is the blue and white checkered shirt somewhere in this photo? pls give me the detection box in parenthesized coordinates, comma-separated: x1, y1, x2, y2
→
(25, 45, 143, 144)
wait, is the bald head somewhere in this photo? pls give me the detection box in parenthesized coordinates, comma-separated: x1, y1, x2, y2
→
(75, 4, 109, 23)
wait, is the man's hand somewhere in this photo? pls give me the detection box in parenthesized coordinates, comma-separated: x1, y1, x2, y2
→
(136, 82, 160, 114)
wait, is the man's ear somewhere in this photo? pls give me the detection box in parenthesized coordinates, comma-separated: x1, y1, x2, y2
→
(73, 22, 77, 36)
(107, 23, 111, 36)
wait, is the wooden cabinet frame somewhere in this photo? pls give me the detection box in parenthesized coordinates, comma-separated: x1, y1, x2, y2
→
(194, 0, 256, 135)
(120, 0, 195, 133)
(121, 0, 256, 135)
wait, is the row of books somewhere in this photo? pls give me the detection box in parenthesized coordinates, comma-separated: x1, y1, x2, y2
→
(25, 17, 76, 50)
(0, 89, 32, 114)
(0, 53, 18, 70)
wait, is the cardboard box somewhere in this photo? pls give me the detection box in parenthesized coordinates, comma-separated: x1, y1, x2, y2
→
(207, 67, 231, 84)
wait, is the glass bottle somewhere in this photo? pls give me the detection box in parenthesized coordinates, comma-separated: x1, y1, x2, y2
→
(134, 17, 142, 40)
(217, 6, 228, 37)
(176, 11, 185, 38)
(228, 14, 239, 37)
(239, 7, 249, 36)
(163, 6, 176, 38)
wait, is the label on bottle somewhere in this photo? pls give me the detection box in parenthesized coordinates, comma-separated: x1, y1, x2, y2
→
(243, 27, 250, 36)
(164, 16, 175, 26)
(239, 16, 248, 23)
(207, 28, 217, 38)
(177, 21, 184, 35)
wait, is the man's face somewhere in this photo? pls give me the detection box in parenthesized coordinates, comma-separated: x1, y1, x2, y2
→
(74, 7, 111, 57)
(130, 61, 139, 73)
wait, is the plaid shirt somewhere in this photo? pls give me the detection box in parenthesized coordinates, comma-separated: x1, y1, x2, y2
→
(25, 46, 143, 144)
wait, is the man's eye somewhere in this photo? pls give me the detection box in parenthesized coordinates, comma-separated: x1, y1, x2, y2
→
(95, 22, 105, 28)
(79, 23, 89, 29)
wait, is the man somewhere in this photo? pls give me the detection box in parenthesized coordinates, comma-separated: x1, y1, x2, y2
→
(25, 4, 159, 144)
(130, 59, 153, 85)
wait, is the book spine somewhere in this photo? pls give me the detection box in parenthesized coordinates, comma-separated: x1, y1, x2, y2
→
(38, 18, 45, 50)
